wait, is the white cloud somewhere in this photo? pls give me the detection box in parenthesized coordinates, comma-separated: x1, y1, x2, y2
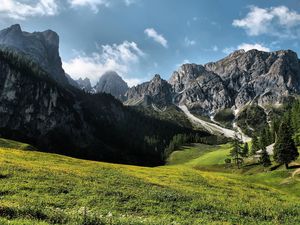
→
(0, 0, 58, 20)
(176, 59, 190, 68)
(233, 5, 300, 38)
(144, 28, 168, 48)
(184, 37, 196, 47)
(124, 78, 143, 87)
(237, 43, 270, 52)
(222, 43, 270, 55)
(68, 0, 137, 13)
(63, 41, 144, 86)
(124, 0, 137, 6)
(68, 0, 110, 13)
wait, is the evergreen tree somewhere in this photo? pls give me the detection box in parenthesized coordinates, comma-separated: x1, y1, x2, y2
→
(230, 133, 243, 168)
(241, 142, 249, 157)
(259, 145, 271, 167)
(259, 129, 267, 149)
(274, 119, 299, 169)
(251, 134, 260, 155)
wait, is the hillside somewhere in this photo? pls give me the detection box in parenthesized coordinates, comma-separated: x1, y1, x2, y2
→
(0, 47, 217, 166)
(0, 138, 299, 224)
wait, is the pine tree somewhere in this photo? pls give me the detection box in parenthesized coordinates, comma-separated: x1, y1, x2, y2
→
(260, 145, 271, 167)
(259, 129, 268, 149)
(251, 134, 260, 155)
(241, 142, 249, 157)
(230, 133, 243, 168)
(273, 119, 299, 169)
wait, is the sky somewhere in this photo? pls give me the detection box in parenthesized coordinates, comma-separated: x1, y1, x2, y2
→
(1, 0, 300, 86)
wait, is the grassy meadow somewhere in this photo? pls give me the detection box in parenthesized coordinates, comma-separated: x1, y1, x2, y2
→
(0, 139, 299, 224)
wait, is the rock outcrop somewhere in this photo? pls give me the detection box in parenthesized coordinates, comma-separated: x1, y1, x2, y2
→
(127, 49, 300, 116)
(0, 24, 68, 85)
(94, 71, 128, 100)
(125, 74, 172, 108)
(76, 77, 93, 92)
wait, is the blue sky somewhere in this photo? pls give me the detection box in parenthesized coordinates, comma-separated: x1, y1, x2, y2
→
(1, 0, 300, 86)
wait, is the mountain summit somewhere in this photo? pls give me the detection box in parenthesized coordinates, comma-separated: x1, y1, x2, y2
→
(126, 49, 300, 116)
(94, 71, 129, 100)
(0, 24, 68, 85)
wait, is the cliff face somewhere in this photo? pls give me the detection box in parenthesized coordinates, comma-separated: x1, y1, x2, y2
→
(0, 24, 68, 85)
(127, 49, 300, 116)
(94, 71, 128, 100)
(125, 74, 173, 108)
(204, 49, 300, 110)
(0, 49, 196, 165)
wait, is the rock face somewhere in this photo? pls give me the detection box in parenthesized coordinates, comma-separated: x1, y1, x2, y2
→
(94, 71, 128, 100)
(0, 49, 190, 165)
(127, 49, 300, 116)
(0, 24, 68, 85)
(125, 74, 173, 108)
(169, 64, 232, 115)
(76, 77, 93, 92)
(204, 49, 300, 111)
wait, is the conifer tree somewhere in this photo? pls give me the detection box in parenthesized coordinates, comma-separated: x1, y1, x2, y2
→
(260, 145, 271, 167)
(274, 119, 299, 169)
(251, 134, 260, 155)
(241, 142, 249, 157)
(230, 133, 243, 168)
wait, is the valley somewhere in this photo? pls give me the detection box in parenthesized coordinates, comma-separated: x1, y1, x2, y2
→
(0, 20, 299, 225)
(0, 138, 299, 225)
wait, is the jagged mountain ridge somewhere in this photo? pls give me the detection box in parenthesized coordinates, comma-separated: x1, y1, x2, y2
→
(0, 48, 208, 165)
(126, 49, 300, 116)
(125, 74, 172, 108)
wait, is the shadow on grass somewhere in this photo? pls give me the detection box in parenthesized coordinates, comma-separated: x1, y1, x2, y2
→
(289, 165, 300, 169)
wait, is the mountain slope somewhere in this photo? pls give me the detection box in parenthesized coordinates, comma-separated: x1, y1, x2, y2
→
(0, 139, 299, 224)
(0, 48, 212, 165)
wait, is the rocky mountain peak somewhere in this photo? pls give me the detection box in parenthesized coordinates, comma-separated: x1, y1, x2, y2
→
(125, 74, 172, 107)
(76, 77, 93, 92)
(6, 24, 22, 33)
(40, 30, 59, 47)
(94, 71, 129, 100)
(0, 24, 68, 85)
(169, 63, 206, 92)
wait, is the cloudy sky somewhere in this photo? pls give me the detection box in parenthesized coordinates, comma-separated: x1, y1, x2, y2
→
(0, 0, 300, 86)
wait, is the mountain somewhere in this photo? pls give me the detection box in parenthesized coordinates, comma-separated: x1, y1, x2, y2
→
(65, 73, 79, 88)
(125, 74, 173, 108)
(94, 71, 128, 100)
(204, 49, 300, 111)
(0, 24, 68, 85)
(127, 49, 300, 117)
(76, 77, 93, 92)
(0, 47, 212, 165)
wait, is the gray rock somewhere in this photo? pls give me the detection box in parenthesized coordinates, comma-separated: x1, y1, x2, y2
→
(125, 74, 172, 108)
(127, 49, 300, 116)
(94, 71, 128, 100)
(0, 24, 68, 85)
(76, 77, 93, 93)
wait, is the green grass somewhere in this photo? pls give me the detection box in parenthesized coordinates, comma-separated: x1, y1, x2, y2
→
(187, 144, 231, 166)
(0, 138, 35, 150)
(0, 139, 299, 224)
(166, 143, 217, 165)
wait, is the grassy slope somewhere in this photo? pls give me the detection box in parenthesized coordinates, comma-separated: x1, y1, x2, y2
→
(0, 139, 299, 224)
